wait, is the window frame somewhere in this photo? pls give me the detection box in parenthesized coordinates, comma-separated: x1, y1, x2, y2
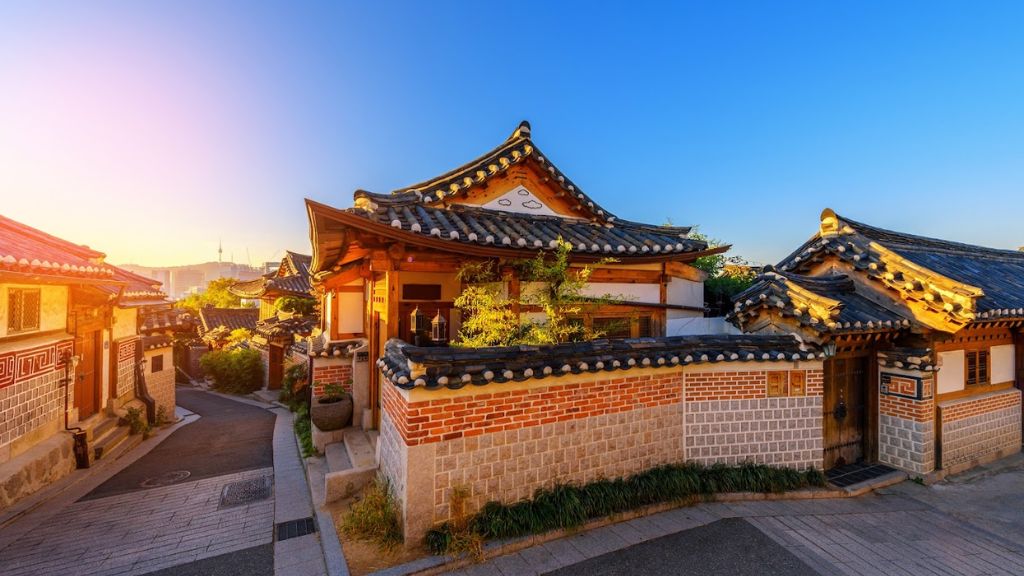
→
(7, 288, 42, 335)
(151, 354, 164, 373)
(964, 347, 991, 388)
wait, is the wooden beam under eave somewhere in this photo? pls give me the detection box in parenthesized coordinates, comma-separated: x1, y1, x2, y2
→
(665, 261, 708, 282)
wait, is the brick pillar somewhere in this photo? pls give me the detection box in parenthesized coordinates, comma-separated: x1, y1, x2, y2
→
(878, 367, 935, 474)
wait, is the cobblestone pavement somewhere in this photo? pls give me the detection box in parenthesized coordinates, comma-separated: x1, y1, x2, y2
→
(0, 388, 326, 576)
(453, 473, 1024, 576)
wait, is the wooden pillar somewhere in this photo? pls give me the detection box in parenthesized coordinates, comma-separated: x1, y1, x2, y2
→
(503, 265, 521, 316)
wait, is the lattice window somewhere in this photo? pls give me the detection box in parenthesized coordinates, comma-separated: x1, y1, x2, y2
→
(151, 355, 164, 373)
(593, 317, 631, 339)
(966, 349, 989, 386)
(8, 289, 41, 334)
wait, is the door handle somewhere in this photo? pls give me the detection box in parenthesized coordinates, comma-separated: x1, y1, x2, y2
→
(832, 400, 847, 421)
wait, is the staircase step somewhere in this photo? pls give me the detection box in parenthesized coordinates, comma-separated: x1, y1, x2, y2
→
(343, 429, 376, 470)
(90, 417, 119, 440)
(325, 442, 353, 473)
(367, 430, 379, 454)
(93, 425, 129, 461)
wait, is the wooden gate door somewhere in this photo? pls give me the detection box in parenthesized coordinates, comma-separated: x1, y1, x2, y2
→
(823, 356, 868, 469)
(269, 344, 284, 390)
(74, 331, 100, 420)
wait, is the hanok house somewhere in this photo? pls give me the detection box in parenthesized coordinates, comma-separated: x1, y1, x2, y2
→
(0, 214, 175, 509)
(731, 209, 1023, 477)
(230, 251, 317, 389)
(305, 121, 725, 429)
(197, 305, 259, 349)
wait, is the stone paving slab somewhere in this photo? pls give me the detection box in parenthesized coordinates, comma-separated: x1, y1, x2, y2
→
(456, 490, 1024, 576)
(0, 467, 274, 576)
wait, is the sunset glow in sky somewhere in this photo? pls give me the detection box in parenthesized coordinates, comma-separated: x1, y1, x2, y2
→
(3, 2, 1024, 267)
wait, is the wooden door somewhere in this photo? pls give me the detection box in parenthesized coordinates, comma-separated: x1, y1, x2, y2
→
(268, 345, 284, 390)
(1014, 331, 1024, 420)
(823, 356, 868, 469)
(74, 331, 100, 419)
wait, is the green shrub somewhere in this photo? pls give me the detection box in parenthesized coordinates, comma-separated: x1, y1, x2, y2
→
(293, 402, 315, 457)
(426, 462, 826, 554)
(280, 363, 311, 412)
(124, 406, 149, 436)
(199, 348, 264, 394)
(342, 476, 403, 550)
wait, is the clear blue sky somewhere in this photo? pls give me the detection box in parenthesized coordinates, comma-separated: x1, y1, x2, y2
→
(2, 1, 1023, 266)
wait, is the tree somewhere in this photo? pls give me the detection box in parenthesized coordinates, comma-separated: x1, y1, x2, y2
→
(452, 239, 618, 347)
(274, 296, 317, 316)
(175, 278, 249, 314)
(684, 228, 758, 316)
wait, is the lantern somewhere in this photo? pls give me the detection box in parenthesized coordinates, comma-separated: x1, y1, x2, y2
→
(431, 310, 448, 344)
(410, 306, 429, 346)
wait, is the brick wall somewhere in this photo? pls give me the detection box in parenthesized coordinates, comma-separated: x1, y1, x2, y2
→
(114, 337, 139, 401)
(311, 357, 353, 398)
(379, 361, 825, 542)
(878, 371, 935, 474)
(939, 389, 1021, 471)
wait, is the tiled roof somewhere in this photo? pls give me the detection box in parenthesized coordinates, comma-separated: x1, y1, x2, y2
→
(347, 192, 707, 257)
(142, 334, 172, 350)
(140, 308, 195, 333)
(877, 348, 936, 371)
(392, 121, 617, 222)
(0, 213, 120, 282)
(198, 306, 259, 336)
(377, 335, 820, 390)
(778, 209, 1024, 328)
(230, 252, 313, 298)
(730, 268, 910, 336)
(254, 315, 318, 339)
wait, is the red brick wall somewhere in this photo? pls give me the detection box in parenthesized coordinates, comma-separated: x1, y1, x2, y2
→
(383, 372, 685, 446)
(311, 360, 352, 397)
(941, 389, 1021, 422)
(879, 374, 935, 422)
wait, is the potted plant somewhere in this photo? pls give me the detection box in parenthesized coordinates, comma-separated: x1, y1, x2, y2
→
(310, 380, 353, 431)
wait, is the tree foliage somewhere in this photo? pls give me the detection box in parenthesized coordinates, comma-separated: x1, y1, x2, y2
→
(452, 239, 618, 347)
(199, 348, 264, 394)
(274, 296, 317, 316)
(175, 277, 249, 314)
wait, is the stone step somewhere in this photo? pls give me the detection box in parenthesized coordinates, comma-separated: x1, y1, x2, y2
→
(325, 442, 353, 474)
(367, 430, 379, 455)
(92, 424, 129, 462)
(343, 428, 376, 470)
(89, 417, 119, 441)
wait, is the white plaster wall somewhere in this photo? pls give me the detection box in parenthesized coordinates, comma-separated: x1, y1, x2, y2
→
(478, 185, 562, 217)
(323, 292, 333, 335)
(666, 277, 703, 308)
(667, 317, 741, 336)
(112, 307, 137, 340)
(0, 284, 68, 338)
(992, 344, 1015, 384)
(937, 350, 965, 394)
(579, 282, 660, 302)
(336, 291, 364, 334)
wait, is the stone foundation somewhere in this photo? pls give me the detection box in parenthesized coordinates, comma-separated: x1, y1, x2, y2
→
(939, 389, 1021, 472)
(879, 414, 935, 474)
(0, 432, 76, 510)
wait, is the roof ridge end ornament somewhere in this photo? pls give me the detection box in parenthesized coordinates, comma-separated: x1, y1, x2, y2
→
(819, 208, 842, 237)
(511, 120, 531, 140)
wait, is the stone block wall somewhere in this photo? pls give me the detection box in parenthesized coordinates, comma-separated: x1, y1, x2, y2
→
(683, 370, 824, 469)
(0, 338, 74, 463)
(144, 347, 175, 420)
(114, 337, 139, 401)
(379, 360, 824, 542)
(938, 389, 1021, 471)
(878, 372, 935, 474)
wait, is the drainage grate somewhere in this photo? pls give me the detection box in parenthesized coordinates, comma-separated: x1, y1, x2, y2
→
(827, 462, 897, 488)
(276, 517, 318, 541)
(219, 476, 273, 508)
(140, 470, 192, 488)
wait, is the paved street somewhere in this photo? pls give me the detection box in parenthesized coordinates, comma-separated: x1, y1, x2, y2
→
(0, 388, 326, 576)
(455, 455, 1024, 576)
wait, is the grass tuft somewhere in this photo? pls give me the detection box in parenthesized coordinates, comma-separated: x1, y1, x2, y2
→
(342, 476, 403, 551)
(425, 462, 827, 555)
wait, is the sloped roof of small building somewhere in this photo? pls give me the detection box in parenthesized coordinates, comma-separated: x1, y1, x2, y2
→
(198, 306, 259, 336)
(777, 209, 1024, 329)
(0, 213, 121, 283)
(230, 251, 313, 299)
(730, 267, 911, 337)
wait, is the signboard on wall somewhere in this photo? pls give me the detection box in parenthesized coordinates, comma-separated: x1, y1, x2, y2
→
(880, 372, 924, 400)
